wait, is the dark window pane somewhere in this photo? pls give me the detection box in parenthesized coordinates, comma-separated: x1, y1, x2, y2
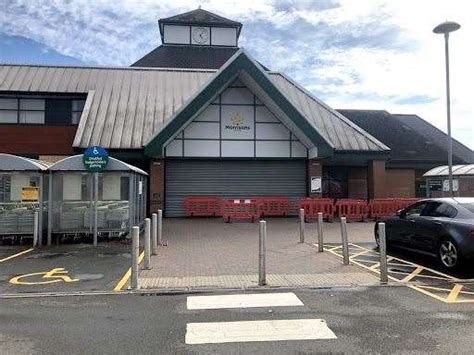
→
(45, 99, 72, 124)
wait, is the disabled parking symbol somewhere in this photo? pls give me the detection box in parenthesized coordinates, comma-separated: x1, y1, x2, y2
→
(9, 268, 80, 285)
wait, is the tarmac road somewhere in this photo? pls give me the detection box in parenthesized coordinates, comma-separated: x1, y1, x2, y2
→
(1, 286, 473, 354)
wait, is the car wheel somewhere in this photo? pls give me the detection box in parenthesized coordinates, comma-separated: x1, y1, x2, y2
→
(438, 238, 460, 269)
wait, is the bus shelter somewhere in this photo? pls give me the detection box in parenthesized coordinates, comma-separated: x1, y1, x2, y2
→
(47, 155, 147, 245)
(0, 153, 49, 243)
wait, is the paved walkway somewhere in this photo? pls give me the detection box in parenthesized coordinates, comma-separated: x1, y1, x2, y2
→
(140, 218, 378, 290)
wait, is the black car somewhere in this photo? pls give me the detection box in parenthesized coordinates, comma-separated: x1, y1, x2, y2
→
(374, 198, 474, 269)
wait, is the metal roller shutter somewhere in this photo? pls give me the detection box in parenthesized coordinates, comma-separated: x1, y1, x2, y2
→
(165, 159, 307, 217)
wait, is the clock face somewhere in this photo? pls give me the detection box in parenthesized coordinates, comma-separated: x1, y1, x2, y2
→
(192, 27, 209, 44)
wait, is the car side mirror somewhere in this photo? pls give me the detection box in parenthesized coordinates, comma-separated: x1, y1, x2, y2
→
(396, 210, 404, 217)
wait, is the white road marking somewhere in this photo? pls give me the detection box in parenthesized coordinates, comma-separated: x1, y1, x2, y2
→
(187, 292, 304, 310)
(185, 319, 337, 344)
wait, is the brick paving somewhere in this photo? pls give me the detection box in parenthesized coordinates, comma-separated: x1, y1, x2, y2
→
(140, 218, 378, 290)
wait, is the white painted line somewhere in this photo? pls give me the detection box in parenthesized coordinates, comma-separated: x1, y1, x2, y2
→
(185, 319, 337, 344)
(187, 292, 304, 310)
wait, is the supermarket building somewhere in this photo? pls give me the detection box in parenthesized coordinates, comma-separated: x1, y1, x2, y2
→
(0, 9, 471, 216)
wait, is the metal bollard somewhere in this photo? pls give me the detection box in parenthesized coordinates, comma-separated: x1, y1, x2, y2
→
(158, 209, 163, 246)
(299, 208, 305, 243)
(340, 217, 349, 265)
(143, 218, 151, 270)
(317, 212, 324, 252)
(379, 222, 388, 283)
(259, 220, 266, 286)
(33, 211, 39, 247)
(131, 226, 139, 290)
(151, 213, 158, 255)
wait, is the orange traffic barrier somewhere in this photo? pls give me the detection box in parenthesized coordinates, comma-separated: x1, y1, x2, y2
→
(183, 196, 222, 217)
(335, 199, 369, 221)
(298, 198, 335, 221)
(257, 197, 291, 217)
(222, 199, 260, 223)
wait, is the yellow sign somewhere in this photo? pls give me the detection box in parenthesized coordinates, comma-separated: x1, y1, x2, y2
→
(231, 113, 245, 126)
(9, 268, 79, 285)
(21, 186, 39, 202)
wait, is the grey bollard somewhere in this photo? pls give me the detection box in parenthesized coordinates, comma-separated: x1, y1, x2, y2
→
(379, 222, 388, 283)
(259, 220, 267, 286)
(317, 212, 324, 252)
(151, 213, 158, 255)
(143, 218, 151, 270)
(158, 209, 163, 246)
(340, 217, 349, 265)
(131, 226, 140, 290)
(299, 208, 305, 243)
(33, 211, 39, 247)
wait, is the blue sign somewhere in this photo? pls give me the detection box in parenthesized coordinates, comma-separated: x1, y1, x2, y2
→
(83, 146, 109, 172)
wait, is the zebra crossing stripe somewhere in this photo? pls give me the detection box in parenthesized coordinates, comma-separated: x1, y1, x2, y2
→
(185, 319, 337, 344)
(187, 292, 304, 310)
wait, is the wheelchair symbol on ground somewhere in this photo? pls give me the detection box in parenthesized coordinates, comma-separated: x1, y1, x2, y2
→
(9, 268, 80, 285)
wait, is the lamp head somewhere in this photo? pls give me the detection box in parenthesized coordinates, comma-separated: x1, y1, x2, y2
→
(433, 21, 461, 34)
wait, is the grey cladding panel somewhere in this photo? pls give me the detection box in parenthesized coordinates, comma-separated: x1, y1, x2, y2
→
(165, 160, 306, 217)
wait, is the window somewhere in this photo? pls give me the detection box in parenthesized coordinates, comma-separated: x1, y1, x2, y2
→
(422, 202, 457, 218)
(0, 98, 19, 123)
(0, 96, 85, 125)
(72, 100, 85, 124)
(19, 99, 45, 123)
(404, 202, 428, 217)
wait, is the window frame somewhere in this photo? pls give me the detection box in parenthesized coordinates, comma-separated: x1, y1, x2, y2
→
(0, 95, 86, 126)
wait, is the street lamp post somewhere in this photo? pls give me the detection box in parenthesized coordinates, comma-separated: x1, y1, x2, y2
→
(433, 21, 461, 197)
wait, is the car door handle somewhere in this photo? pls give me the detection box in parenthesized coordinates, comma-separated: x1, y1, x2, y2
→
(408, 219, 416, 223)
(434, 222, 442, 226)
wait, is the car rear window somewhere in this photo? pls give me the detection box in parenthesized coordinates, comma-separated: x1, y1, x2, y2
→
(460, 203, 474, 214)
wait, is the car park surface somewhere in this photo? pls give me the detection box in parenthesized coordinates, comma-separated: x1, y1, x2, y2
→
(0, 242, 133, 294)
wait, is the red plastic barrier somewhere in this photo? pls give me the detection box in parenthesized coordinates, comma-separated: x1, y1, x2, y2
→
(335, 199, 369, 221)
(183, 196, 222, 217)
(222, 199, 260, 223)
(258, 197, 291, 217)
(369, 199, 398, 219)
(298, 198, 335, 221)
(369, 198, 421, 219)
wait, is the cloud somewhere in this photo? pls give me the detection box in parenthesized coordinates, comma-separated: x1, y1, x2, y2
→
(0, 0, 473, 149)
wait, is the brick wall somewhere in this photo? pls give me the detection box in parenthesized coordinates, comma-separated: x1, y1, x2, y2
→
(149, 158, 165, 213)
(348, 167, 368, 199)
(368, 160, 386, 199)
(307, 159, 322, 197)
(430, 176, 474, 197)
(0, 125, 77, 155)
(385, 169, 416, 197)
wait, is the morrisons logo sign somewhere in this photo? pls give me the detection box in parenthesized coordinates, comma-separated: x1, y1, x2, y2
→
(225, 113, 251, 131)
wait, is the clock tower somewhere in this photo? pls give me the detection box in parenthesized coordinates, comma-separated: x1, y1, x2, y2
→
(132, 8, 242, 69)
(158, 8, 242, 47)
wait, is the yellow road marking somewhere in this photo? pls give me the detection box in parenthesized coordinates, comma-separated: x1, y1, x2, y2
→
(349, 250, 370, 259)
(369, 262, 380, 270)
(9, 268, 79, 285)
(113, 251, 145, 291)
(408, 285, 449, 303)
(0, 248, 34, 263)
(447, 284, 464, 303)
(416, 285, 455, 292)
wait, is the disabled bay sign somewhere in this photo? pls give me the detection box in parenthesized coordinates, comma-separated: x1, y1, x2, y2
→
(83, 145, 109, 172)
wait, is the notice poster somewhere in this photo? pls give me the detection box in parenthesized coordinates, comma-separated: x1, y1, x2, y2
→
(21, 186, 39, 202)
(443, 179, 459, 192)
(311, 176, 322, 193)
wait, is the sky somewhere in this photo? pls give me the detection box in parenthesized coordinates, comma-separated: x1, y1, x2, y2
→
(1, 0, 473, 149)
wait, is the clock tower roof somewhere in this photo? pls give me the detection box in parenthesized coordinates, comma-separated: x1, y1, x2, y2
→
(158, 8, 242, 42)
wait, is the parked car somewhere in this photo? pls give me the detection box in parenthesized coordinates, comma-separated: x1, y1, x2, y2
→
(374, 198, 474, 269)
